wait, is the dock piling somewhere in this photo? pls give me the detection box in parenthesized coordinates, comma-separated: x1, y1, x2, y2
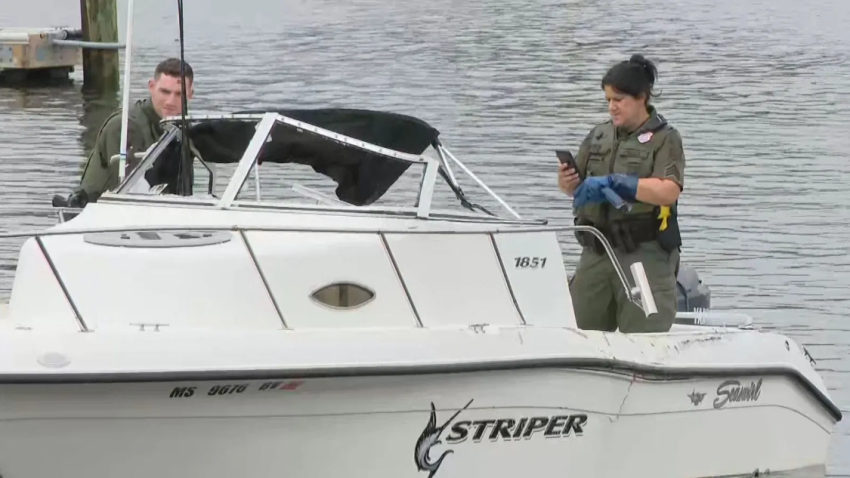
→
(80, 0, 119, 92)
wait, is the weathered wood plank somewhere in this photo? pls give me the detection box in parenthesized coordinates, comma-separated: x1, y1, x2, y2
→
(80, 0, 119, 92)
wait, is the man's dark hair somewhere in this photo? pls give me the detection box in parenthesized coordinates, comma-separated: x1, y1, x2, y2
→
(154, 58, 194, 82)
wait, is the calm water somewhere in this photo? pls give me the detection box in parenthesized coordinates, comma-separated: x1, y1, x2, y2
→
(2, 0, 849, 474)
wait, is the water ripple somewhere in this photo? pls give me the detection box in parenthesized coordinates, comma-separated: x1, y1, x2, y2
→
(2, 0, 849, 473)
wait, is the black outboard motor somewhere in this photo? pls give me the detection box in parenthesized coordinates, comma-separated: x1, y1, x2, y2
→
(676, 263, 711, 312)
(567, 261, 711, 313)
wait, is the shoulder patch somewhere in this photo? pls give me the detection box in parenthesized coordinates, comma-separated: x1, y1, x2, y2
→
(665, 163, 682, 181)
(638, 132, 653, 143)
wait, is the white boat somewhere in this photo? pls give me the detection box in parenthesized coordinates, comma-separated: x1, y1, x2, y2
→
(0, 107, 841, 478)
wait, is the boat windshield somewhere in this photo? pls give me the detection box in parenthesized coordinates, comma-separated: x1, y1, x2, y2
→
(112, 109, 525, 222)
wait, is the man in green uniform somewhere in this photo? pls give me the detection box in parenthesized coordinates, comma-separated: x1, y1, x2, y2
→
(559, 54, 685, 334)
(68, 58, 194, 206)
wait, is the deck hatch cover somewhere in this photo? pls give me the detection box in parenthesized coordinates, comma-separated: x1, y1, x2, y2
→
(83, 230, 233, 248)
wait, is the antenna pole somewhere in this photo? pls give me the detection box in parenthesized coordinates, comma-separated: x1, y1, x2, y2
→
(117, 0, 136, 181)
(176, 0, 190, 195)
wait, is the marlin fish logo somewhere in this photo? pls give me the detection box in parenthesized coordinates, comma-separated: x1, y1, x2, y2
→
(414, 399, 474, 477)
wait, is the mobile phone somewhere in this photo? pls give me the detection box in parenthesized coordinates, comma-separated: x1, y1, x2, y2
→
(556, 149, 578, 171)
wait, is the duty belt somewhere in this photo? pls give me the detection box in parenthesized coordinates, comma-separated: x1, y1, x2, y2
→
(574, 217, 659, 255)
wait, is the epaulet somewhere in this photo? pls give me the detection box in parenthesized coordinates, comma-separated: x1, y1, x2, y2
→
(590, 120, 612, 139)
(103, 100, 148, 133)
(657, 123, 678, 136)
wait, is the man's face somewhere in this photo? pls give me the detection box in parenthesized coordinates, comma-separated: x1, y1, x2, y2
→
(148, 74, 194, 118)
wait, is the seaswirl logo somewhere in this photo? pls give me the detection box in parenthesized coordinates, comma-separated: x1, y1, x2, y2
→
(414, 399, 474, 478)
(713, 378, 763, 409)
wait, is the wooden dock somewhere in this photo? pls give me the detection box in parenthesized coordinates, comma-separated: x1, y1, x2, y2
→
(2, 0, 126, 91)
(0, 28, 83, 84)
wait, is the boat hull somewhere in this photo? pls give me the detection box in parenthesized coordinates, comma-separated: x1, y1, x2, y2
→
(0, 368, 834, 478)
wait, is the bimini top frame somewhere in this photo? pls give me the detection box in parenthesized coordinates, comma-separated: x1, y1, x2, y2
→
(216, 112, 438, 216)
(127, 110, 526, 222)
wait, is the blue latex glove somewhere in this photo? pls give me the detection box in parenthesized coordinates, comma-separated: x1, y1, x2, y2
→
(608, 174, 639, 202)
(572, 176, 611, 209)
(572, 174, 639, 209)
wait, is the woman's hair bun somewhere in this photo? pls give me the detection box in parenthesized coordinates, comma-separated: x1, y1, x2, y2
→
(629, 54, 657, 84)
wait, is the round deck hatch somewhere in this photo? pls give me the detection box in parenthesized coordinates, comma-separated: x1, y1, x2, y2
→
(83, 230, 233, 248)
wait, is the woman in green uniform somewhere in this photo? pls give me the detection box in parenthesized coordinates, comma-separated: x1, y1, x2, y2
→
(557, 54, 686, 334)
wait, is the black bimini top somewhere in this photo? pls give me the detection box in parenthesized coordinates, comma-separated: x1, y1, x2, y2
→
(186, 108, 441, 206)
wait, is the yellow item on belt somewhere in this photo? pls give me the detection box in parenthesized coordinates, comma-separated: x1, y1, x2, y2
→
(658, 206, 671, 231)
